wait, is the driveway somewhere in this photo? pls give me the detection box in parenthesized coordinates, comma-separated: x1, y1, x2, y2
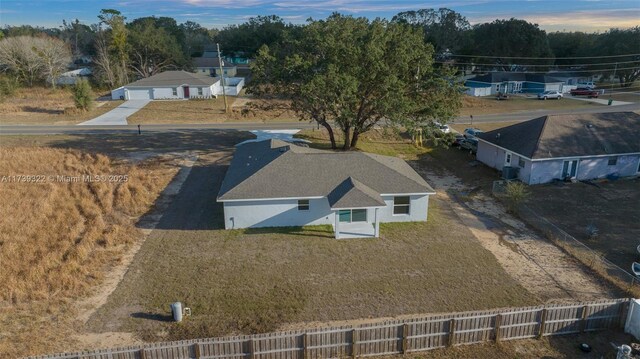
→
(78, 100, 151, 126)
(564, 96, 633, 106)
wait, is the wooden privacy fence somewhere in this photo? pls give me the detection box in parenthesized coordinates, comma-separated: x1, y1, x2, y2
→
(30, 298, 629, 359)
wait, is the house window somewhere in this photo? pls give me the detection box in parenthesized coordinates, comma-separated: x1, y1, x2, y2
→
(518, 158, 525, 168)
(338, 209, 367, 223)
(298, 199, 309, 211)
(172, 87, 177, 96)
(197, 87, 203, 96)
(608, 156, 618, 166)
(393, 196, 410, 215)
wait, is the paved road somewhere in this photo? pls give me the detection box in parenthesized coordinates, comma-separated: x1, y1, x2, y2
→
(1, 103, 638, 135)
(77, 100, 151, 126)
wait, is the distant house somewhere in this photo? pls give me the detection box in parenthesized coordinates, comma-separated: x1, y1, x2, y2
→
(192, 45, 237, 77)
(110, 71, 221, 100)
(476, 112, 640, 185)
(217, 139, 435, 239)
(464, 72, 565, 96)
(54, 67, 92, 85)
(110, 70, 244, 100)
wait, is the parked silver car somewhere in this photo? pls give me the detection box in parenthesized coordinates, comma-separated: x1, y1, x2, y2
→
(538, 90, 563, 100)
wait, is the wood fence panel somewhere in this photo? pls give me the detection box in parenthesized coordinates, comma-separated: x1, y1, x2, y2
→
(27, 299, 630, 359)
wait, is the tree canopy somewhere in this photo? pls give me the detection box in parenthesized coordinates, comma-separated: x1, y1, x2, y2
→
(251, 14, 463, 150)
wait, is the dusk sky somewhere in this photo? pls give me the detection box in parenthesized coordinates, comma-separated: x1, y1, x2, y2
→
(0, 0, 639, 32)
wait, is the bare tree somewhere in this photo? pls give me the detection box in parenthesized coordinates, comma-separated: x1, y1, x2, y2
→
(0, 36, 43, 86)
(93, 32, 117, 88)
(32, 36, 72, 89)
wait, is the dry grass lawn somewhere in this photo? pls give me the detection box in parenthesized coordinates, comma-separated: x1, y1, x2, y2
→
(128, 97, 302, 124)
(0, 87, 124, 125)
(459, 94, 602, 116)
(0, 146, 179, 357)
(85, 129, 535, 345)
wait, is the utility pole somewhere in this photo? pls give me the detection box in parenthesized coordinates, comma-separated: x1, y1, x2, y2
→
(612, 62, 618, 84)
(216, 43, 228, 113)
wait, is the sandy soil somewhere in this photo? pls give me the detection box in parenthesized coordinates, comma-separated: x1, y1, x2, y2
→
(413, 167, 619, 302)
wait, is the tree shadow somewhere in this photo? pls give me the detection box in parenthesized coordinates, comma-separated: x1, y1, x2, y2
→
(21, 106, 64, 114)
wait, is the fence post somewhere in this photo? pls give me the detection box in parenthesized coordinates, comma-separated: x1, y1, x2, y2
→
(538, 309, 548, 339)
(139, 348, 146, 359)
(352, 329, 358, 358)
(448, 319, 456, 347)
(619, 301, 630, 329)
(580, 306, 589, 333)
(402, 324, 409, 354)
(303, 333, 308, 359)
(494, 314, 502, 342)
(249, 338, 256, 359)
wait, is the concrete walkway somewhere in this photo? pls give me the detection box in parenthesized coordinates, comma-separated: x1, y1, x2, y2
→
(78, 100, 150, 126)
(564, 96, 632, 106)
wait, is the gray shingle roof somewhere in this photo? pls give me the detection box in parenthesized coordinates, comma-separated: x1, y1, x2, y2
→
(478, 112, 640, 159)
(217, 139, 435, 203)
(124, 70, 220, 88)
(193, 57, 236, 68)
(327, 177, 386, 209)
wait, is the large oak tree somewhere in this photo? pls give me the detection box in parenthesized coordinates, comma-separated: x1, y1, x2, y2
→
(250, 14, 463, 150)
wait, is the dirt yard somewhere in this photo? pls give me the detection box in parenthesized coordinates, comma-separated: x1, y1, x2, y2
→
(128, 96, 302, 124)
(0, 87, 123, 125)
(459, 94, 603, 116)
(524, 179, 640, 273)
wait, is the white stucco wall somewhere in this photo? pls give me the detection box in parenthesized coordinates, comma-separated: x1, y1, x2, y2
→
(221, 195, 430, 229)
(577, 155, 639, 180)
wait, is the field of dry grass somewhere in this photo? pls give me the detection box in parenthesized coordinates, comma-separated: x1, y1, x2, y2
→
(0, 146, 179, 357)
(459, 94, 603, 116)
(0, 87, 123, 125)
(128, 97, 301, 124)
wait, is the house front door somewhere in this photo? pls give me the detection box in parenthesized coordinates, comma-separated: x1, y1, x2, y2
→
(183, 86, 190, 98)
(504, 152, 512, 167)
(562, 160, 578, 179)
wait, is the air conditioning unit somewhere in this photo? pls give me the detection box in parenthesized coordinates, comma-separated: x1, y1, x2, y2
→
(502, 166, 519, 180)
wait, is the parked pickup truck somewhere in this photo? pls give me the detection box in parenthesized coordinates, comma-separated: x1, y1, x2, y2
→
(570, 88, 599, 98)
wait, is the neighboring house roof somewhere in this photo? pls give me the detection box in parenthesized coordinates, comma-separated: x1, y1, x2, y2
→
(193, 57, 236, 68)
(218, 139, 435, 204)
(478, 112, 640, 159)
(466, 72, 564, 84)
(124, 70, 220, 88)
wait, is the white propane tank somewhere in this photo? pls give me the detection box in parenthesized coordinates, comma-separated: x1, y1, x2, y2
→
(170, 302, 183, 322)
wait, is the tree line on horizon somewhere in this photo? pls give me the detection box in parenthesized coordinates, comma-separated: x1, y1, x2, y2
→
(0, 7, 638, 89)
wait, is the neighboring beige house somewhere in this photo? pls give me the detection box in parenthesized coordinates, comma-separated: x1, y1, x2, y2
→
(192, 45, 237, 77)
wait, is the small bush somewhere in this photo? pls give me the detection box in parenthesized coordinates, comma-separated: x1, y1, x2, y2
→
(0, 76, 20, 101)
(71, 78, 93, 112)
(505, 181, 530, 213)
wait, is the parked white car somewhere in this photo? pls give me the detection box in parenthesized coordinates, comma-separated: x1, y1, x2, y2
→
(537, 90, 563, 100)
(435, 122, 451, 134)
(577, 81, 596, 89)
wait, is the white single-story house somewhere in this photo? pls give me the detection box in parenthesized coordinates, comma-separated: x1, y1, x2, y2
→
(54, 67, 92, 85)
(193, 57, 238, 77)
(110, 71, 244, 100)
(476, 112, 640, 185)
(465, 72, 565, 96)
(217, 139, 436, 239)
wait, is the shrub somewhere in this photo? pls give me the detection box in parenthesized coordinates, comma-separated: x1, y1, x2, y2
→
(0, 76, 20, 101)
(71, 78, 93, 111)
(505, 181, 530, 213)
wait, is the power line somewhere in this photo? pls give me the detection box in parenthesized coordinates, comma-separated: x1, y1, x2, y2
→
(449, 53, 640, 60)
(436, 59, 640, 68)
(457, 66, 639, 74)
